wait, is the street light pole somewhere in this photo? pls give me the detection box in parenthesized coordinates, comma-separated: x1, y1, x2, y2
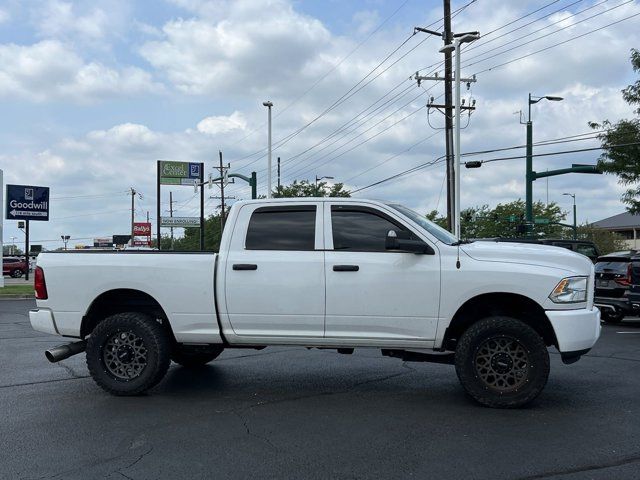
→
(263, 101, 273, 198)
(441, 32, 480, 239)
(563, 193, 577, 240)
(525, 93, 563, 234)
(315, 175, 334, 196)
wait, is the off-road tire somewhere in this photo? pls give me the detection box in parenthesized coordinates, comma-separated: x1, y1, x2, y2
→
(601, 310, 624, 325)
(86, 312, 171, 396)
(171, 345, 223, 367)
(454, 316, 550, 408)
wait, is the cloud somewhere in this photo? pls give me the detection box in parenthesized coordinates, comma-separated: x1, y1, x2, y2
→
(0, 40, 162, 102)
(31, 0, 131, 44)
(196, 111, 247, 135)
(140, 0, 332, 96)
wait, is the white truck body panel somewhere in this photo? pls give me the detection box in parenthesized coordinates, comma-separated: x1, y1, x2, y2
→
(31, 197, 600, 355)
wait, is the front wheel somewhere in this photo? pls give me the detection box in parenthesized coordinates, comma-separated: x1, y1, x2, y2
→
(11, 269, 23, 278)
(86, 312, 171, 396)
(455, 316, 550, 408)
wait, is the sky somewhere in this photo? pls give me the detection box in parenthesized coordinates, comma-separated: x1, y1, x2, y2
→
(1, 0, 639, 249)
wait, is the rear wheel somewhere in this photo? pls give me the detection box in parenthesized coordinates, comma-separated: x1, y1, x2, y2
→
(86, 312, 171, 396)
(11, 269, 23, 278)
(454, 316, 550, 408)
(171, 345, 223, 367)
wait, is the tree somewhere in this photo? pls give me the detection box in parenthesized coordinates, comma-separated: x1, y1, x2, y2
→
(273, 180, 350, 198)
(426, 200, 567, 239)
(3, 245, 23, 256)
(591, 49, 640, 212)
(577, 225, 626, 255)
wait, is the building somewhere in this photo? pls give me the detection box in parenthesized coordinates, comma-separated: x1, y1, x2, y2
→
(592, 212, 640, 249)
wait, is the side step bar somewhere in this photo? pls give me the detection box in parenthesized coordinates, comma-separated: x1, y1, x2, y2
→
(381, 349, 455, 365)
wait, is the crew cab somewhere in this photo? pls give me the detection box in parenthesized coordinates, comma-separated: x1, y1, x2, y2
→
(29, 198, 601, 408)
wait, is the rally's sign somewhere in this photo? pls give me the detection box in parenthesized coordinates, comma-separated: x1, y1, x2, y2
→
(6, 185, 50, 221)
(160, 216, 201, 227)
(133, 222, 151, 235)
(159, 161, 201, 186)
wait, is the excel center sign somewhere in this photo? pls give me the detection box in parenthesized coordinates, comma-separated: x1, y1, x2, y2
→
(159, 161, 201, 186)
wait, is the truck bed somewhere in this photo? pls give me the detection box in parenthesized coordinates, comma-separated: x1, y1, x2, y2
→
(36, 251, 222, 343)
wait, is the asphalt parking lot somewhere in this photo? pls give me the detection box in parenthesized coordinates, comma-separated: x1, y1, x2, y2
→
(1, 299, 640, 480)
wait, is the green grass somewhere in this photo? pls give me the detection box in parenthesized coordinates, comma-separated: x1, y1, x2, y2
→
(0, 284, 34, 296)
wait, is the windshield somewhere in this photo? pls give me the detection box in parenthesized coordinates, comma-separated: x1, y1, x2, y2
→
(387, 203, 458, 245)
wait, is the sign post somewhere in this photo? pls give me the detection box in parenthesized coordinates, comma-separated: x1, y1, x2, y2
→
(6, 184, 50, 281)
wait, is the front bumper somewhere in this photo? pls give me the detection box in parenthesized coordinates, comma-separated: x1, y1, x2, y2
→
(546, 307, 601, 353)
(29, 309, 58, 335)
(594, 296, 636, 315)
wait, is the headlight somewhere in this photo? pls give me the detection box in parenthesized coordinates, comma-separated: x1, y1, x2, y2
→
(549, 276, 588, 303)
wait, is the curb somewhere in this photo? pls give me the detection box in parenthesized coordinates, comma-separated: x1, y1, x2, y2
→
(0, 295, 34, 300)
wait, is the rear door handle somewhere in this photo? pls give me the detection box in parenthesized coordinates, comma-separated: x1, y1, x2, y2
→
(333, 265, 359, 272)
(233, 264, 258, 271)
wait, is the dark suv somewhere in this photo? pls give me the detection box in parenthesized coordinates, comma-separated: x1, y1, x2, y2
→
(2, 257, 28, 278)
(594, 251, 638, 323)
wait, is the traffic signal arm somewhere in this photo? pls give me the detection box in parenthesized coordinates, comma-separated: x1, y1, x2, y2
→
(532, 164, 601, 180)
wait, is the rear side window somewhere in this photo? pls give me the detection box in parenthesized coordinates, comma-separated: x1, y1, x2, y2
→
(331, 206, 411, 252)
(595, 260, 629, 274)
(245, 206, 316, 251)
(576, 244, 597, 258)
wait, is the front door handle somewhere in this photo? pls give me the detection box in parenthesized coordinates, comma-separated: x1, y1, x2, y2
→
(233, 264, 258, 271)
(333, 265, 359, 272)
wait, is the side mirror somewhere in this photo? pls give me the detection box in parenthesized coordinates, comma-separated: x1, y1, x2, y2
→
(385, 230, 434, 255)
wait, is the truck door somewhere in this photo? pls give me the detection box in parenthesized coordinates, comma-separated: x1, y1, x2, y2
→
(223, 202, 325, 337)
(324, 203, 440, 342)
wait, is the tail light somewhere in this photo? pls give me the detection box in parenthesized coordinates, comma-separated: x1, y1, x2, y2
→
(615, 264, 632, 287)
(34, 266, 48, 300)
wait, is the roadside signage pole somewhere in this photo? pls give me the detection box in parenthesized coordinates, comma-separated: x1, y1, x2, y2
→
(156, 161, 161, 251)
(24, 220, 29, 281)
(200, 162, 205, 251)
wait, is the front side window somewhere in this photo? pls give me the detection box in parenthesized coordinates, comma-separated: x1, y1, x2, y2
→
(245, 206, 316, 251)
(331, 206, 411, 252)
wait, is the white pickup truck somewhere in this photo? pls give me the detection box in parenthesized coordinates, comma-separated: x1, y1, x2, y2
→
(30, 198, 601, 408)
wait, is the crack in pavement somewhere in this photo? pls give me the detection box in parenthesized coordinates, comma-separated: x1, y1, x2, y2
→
(231, 411, 280, 453)
(515, 453, 640, 479)
(0, 375, 90, 389)
(112, 446, 154, 479)
(54, 361, 85, 379)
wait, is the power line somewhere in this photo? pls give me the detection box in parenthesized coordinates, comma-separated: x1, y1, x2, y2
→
(473, 10, 640, 76)
(462, 0, 633, 70)
(221, 0, 414, 151)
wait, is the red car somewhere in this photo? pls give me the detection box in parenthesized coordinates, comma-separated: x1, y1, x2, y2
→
(3, 257, 28, 277)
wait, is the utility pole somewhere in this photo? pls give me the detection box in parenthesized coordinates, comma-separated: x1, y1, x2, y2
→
(440, 32, 480, 238)
(130, 187, 136, 246)
(443, 0, 454, 232)
(277, 157, 281, 192)
(219, 151, 227, 230)
(169, 191, 175, 249)
(263, 101, 273, 198)
(414, 16, 477, 234)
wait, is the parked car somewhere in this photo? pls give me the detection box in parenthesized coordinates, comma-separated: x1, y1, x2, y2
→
(3, 257, 28, 277)
(30, 198, 600, 408)
(594, 251, 639, 323)
(475, 238, 600, 262)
